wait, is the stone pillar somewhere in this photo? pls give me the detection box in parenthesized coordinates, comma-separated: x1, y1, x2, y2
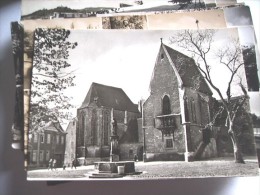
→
(183, 123, 193, 162)
(110, 109, 119, 162)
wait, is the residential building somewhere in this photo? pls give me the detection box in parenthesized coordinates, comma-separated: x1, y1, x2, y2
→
(28, 121, 66, 168)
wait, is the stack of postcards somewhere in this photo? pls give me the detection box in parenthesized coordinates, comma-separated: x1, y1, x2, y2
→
(11, 0, 260, 181)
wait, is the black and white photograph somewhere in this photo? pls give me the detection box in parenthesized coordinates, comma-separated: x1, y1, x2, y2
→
(21, 0, 212, 20)
(216, 0, 238, 7)
(102, 15, 147, 29)
(27, 28, 259, 180)
(147, 8, 226, 30)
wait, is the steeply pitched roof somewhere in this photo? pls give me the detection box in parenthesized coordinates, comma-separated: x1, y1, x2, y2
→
(42, 121, 66, 134)
(164, 44, 212, 95)
(80, 82, 139, 113)
(151, 43, 212, 95)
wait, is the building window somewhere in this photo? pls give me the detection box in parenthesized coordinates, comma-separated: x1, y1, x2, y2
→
(91, 109, 97, 145)
(47, 134, 51, 144)
(56, 135, 59, 144)
(184, 97, 190, 122)
(161, 53, 164, 60)
(39, 151, 44, 162)
(129, 149, 134, 158)
(61, 136, 64, 144)
(32, 150, 37, 162)
(40, 134, 44, 143)
(199, 95, 210, 125)
(104, 111, 109, 146)
(162, 95, 171, 115)
(80, 115, 85, 146)
(190, 99, 197, 123)
(46, 151, 50, 161)
(33, 133, 38, 143)
(166, 139, 173, 148)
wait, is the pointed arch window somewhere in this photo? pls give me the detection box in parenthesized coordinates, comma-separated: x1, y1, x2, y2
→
(104, 111, 109, 146)
(184, 97, 190, 122)
(190, 99, 197, 123)
(80, 114, 85, 146)
(91, 109, 97, 145)
(162, 95, 171, 115)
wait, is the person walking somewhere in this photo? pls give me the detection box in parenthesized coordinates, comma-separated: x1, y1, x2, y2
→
(48, 158, 53, 170)
(71, 158, 77, 169)
(52, 159, 57, 170)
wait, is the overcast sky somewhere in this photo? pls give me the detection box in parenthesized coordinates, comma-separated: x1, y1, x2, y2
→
(34, 28, 259, 119)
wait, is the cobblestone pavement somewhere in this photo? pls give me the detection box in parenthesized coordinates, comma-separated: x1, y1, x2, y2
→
(27, 157, 259, 180)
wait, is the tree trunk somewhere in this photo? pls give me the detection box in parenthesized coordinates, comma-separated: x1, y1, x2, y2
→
(228, 126, 245, 164)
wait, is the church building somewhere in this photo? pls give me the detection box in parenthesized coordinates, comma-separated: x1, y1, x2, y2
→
(142, 41, 218, 162)
(73, 40, 256, 165)
(76, 82, 142, 165)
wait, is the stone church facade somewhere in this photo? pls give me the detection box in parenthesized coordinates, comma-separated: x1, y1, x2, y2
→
(76, 82, 142, 165)
(143, 42, 218, 162)
(72, 41, 255, 164)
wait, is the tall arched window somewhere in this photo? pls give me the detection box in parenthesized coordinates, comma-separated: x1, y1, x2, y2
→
(184, 97, 190, 122)
(80, 115, 85, 146)
(91, 109, 97, 145)
(162, 95, 171, 115)
(190, 99, 197, 123)
(103, 111, 109, 146)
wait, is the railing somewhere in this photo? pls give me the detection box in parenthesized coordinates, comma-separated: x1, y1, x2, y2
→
(155, 114, 180, 130)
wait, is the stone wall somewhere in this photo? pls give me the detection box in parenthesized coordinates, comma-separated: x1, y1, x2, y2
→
(119, 143, 143, 161)
(77, 105, 140, 160)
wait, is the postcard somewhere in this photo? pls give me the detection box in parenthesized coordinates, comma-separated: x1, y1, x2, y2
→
(21, 0, 220, 20)
(27, 27, 259, 180)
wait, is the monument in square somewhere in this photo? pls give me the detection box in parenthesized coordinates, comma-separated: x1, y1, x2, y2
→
(90, 109, 136, 178)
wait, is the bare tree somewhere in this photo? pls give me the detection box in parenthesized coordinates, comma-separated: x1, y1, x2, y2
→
(170, 29, 248, 163)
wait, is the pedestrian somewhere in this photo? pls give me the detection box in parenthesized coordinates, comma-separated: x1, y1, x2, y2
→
(71, 158, 77, 169)
(134, 154, 138, 162)
(52, 159, 57, 170)
(48, 158, 53, 170)
(63, 162, 66, 170)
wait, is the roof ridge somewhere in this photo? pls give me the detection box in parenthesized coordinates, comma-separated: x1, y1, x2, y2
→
(163, 43, 193, 60)
(91, 82, 123, 90)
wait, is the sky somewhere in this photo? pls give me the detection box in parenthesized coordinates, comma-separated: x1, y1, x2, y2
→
(34, 28, 257, 121)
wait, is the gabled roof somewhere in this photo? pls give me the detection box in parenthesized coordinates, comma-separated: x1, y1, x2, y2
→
(150, 43, 212, 95)
(42, 121, 66, 134)
(80, 82, 139, 113)
(164, 44, 212, 95)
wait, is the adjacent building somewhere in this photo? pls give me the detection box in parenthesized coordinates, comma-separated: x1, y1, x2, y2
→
(76, 82, 141, 165)
(28, 121, 67, 168)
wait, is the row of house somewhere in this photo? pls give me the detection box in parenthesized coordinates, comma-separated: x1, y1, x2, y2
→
(28, 41, 258, 168)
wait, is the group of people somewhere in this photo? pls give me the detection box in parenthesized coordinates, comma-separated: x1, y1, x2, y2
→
(47, 158, 57, 170)
(63, 158, 78, 170)
(48, 158, 78, 171)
